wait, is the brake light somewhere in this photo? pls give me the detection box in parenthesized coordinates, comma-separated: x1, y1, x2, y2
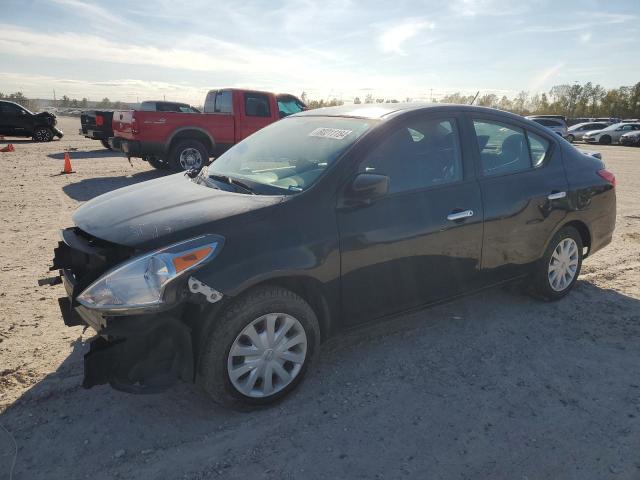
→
(95, 114, 104, 126)
(597, 169, 616, 187)
(131, 115, 139, 135)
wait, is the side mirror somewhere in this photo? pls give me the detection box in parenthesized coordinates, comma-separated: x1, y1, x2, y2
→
(340, 173, 389, 208)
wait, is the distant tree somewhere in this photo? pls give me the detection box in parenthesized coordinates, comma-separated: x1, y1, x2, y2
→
(353, 96, 361, 104)
(80, 98, 88, 108)
(497, 95, 513, 111)
(364, 94, 374, 104)
(375, 98, 384, 103)
(98, 97, 112, 108)
(477, 93, 498, 108)
(300, 91, 308, 104)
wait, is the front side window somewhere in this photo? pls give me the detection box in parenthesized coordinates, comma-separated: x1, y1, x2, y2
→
(244, 93, 271, 117)
(360, 118, 463, 194)
(277, 95, 306, 118)
(207, 117, 372, 194)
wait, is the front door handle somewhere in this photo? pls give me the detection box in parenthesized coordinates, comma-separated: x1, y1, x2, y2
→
(547, 191, 567, 200)
(447, 209, 474, 221)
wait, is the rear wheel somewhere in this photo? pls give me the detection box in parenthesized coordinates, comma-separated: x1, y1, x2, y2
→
(100, 139, 112, 150)
(197, 286, 320, 408)
(169, 139, 209, 171)
(531, 226, 583, 301)
(599, 135, 612, 145)
(566, 134, 575, 143)
(32, 127, 53, 142)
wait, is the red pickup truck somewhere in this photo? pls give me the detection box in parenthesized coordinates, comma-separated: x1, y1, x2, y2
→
(109, 89, 306, 171)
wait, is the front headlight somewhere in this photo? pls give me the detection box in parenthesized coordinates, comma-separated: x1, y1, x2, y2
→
(77, 235, 223, 313)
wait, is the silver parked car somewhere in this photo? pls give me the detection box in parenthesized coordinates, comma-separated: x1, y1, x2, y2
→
(566, 122, 610, 142)
(527, 116, 568, 138)
(583, 122, 640, 145)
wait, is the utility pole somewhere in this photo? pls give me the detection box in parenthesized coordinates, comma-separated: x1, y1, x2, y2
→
(430, 88, 433, 102)
(53, 88, 56, 107)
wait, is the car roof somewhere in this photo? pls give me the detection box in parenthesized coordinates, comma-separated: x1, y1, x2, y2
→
(292, 102, 529, 123)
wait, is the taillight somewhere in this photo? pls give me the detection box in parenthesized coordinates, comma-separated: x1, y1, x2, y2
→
(597, 169, 616, 187)
(131, 116, 139, 135)
(95, 114, 104, 126)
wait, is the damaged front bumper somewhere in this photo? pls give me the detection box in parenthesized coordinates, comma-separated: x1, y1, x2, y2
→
(43, 228, 203, 393)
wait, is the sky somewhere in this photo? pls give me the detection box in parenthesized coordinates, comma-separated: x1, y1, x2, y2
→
(1, 0, 639, 105)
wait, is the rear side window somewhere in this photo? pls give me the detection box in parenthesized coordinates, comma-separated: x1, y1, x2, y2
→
(245, 93, 271, 117)
(214, 91, 232, 113)
(527, 131, 550, 167)
(140, 102, 156, 111)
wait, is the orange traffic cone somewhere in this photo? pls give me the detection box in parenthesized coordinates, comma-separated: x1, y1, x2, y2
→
(0, 143, 14, 153)
(61, 152, 75, 174)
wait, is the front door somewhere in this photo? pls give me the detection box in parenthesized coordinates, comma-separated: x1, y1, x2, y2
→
(467, 115, 568, 282)
(238, 92, 275, 141)
(338, 113, 484, 325)
(0, 102, 29, 136)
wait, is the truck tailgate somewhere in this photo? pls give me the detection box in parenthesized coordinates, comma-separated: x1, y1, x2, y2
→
(112, 110, 135, 139)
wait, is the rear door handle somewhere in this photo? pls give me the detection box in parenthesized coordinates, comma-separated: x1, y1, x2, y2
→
(447, 209, 474, 221)
(547, 191, 567, 200)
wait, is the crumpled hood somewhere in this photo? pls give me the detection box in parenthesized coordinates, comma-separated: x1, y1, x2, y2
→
(73, 173, 283, 247)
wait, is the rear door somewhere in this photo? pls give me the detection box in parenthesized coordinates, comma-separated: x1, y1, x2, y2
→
(338, 112, 484, 325)
(467, 113, 568, 281)
(237, 91, 276, 141)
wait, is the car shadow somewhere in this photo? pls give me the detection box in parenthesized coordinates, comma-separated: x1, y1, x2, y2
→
(48, 150, 116, 160)
(62, 170, 169, 201)
(1, 281, 639, 479)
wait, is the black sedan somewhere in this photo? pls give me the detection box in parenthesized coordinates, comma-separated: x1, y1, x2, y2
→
(46, 103, 616, 406)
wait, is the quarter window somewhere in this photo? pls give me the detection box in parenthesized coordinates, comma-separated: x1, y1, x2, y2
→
(361, 118, 463, 194)
(527, 131, 550, 167)
(244, 93, 271, 117)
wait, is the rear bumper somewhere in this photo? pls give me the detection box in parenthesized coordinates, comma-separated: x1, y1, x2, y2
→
(108, 137, 162, 158)
(80, 128, 107, 141)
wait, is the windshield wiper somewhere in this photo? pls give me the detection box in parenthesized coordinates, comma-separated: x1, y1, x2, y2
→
(208, 174, 256, 194)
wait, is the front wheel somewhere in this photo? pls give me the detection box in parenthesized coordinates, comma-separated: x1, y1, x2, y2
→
(169, 139, 209, 171)
(599, 135, 612, 145)
(100, 139, 112, 150)
(197, 286, 320, 408)
(531, 226, 583, 301)
(566, 134, 575, 143)
(33, 127, 53, 142)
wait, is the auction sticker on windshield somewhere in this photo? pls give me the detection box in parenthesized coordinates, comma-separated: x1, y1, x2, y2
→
(309, 127, 353, 140)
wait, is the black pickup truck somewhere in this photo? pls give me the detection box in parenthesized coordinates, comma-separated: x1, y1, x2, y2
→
(0, 100, 63, 141)
(80, 110, 114, 149)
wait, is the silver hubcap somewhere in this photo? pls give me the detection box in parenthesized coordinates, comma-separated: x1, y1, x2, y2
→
(227, 313, 307, 398)
(548, 237, 579, 292)
(179, 147, 202, 170)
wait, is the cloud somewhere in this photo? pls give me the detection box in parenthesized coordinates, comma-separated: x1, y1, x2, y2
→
(49, 0, 132, 27)
(379, 20, 434, 55)
(579, 32, 592, 44)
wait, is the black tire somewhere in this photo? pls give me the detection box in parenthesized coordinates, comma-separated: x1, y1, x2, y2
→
(168, 139, 209, 171)
(146, 156, 168, 170)
(197, 285, 321, 408)
(566, 134, 575, 143)
(32, 126, 53, 142)
(100, 139, 112, 150)
(530, 226, 583, 301)
(599, 135, 612, 145)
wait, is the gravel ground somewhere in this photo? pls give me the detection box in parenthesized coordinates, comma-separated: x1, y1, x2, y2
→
(0, 117, 639, 479)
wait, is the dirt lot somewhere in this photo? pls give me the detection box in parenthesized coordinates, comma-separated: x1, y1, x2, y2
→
(0, 116, 639, 479)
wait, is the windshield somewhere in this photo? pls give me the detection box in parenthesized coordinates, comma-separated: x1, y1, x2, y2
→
(207, 116, 373, 194)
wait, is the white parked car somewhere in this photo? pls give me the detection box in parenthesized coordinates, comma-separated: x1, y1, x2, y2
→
(527, 116, 568, 138)
(583, 122, 640, 145)
(566, 122, 610, 142)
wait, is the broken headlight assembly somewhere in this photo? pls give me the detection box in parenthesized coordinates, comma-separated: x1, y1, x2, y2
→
(77, 235, 223, 313)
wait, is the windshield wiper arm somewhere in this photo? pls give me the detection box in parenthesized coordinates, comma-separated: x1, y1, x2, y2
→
(209, 174, 255, 194)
